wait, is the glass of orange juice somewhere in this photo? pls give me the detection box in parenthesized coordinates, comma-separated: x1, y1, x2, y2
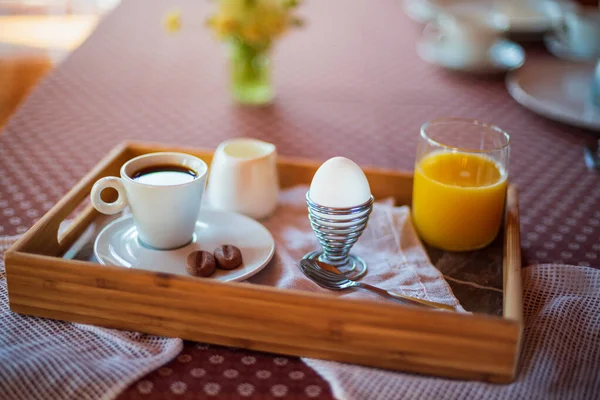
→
(412, 118, 510, 251)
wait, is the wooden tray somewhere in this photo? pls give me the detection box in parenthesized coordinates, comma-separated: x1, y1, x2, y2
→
(5, 141, 523, 383)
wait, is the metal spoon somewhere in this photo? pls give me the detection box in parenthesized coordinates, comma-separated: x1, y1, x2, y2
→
(299, 259, 455, 311)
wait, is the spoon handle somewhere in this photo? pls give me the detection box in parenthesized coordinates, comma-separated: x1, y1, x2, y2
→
(358, 283, 455, 311)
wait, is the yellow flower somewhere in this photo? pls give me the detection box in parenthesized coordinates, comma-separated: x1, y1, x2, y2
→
(163, 9, 182, 34)
(214, 17, 239, 37)
(206, 0, 303, 43)
(241, 24, 262, 43)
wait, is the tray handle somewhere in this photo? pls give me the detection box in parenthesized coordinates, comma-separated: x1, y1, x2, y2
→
(9, 143, 134, 256)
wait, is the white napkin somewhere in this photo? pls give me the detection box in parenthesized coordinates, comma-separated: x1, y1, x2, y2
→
(250, 186, 464, 310)
(0, 236, 183, 400)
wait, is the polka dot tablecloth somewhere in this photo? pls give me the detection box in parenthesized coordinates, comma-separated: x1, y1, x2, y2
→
(123, 343, 329, 400)
(0, 0, 598, 398)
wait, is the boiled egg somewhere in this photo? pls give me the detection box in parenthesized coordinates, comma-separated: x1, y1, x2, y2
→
(309, 157, 371, 208)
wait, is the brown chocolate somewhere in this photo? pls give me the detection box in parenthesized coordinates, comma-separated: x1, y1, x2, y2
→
(214, 245, 243, 270)
(186, 250, 216, 277)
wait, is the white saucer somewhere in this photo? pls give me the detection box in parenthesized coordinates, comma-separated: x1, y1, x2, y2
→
(417, 38, 525, 74)
(544, 33, 600, 62)
(94, 210, 275, 281)
(506, 59, 600, 131)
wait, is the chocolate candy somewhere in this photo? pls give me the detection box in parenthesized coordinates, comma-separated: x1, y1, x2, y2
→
(214, 245, 243, 270)
(186, 250, 216, 277)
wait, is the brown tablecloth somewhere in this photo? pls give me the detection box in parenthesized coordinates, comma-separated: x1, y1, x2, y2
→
(1, 0, 599, 398)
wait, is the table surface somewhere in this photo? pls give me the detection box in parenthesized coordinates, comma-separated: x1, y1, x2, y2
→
(1, 0, 599, 398)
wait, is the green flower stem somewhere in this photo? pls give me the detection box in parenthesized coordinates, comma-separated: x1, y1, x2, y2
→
(229, 39, 274, 105)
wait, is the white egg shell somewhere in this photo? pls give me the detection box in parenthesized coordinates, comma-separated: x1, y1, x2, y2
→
(309, 157, 371, 208)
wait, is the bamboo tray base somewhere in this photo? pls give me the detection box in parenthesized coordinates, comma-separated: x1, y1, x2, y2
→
(5, 141, 523, 383)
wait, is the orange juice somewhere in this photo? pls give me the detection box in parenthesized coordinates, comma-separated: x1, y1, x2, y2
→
(412, 151, 507, 251)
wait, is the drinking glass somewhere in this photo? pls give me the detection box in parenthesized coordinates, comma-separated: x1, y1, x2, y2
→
(412, 118, 510, 251)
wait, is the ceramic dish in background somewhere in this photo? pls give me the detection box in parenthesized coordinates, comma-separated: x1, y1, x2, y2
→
(494, 0, 563, 38)
(543, 2, 600, 62)
(404, 0, 500, 26)
(506, 58, 600, 132)
(402, 0, 439, 23)
(94, 210, 276, 281)
(417, 37, 525, 75)
(404, 0, 566, 41)
(544, 32, 600, 62)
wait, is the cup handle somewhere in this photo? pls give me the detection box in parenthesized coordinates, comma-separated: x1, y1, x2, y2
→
(90, 176, 128, 215)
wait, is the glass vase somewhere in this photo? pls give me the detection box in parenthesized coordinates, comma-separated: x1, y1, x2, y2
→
(228, 40, 274, 106)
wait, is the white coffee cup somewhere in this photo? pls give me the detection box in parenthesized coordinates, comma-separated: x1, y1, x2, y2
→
(425, 11, 505, 64)
(556, 6, 600, 57)
(91, 152, 208, 250)
(205, 138, 279, 220)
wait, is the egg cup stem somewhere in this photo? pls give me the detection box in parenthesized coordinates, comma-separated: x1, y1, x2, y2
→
(305, 193, 374, 281)
(303, 250, 368, 281)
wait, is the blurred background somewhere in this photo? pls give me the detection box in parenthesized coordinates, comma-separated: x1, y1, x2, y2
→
(0, 0, 120, 128)
(0, 0, 598, 131)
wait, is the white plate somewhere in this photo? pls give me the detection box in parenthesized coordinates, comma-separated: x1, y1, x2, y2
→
(417, 38, 525, 74)
(94, 210, 275, 281)
(506, 59, 600, 131)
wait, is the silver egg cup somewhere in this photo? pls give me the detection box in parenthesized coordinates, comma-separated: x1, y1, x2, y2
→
(302, 191, 374, 280)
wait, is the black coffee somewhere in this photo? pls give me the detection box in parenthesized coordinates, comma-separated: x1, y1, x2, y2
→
(131, 165, 197, 186)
